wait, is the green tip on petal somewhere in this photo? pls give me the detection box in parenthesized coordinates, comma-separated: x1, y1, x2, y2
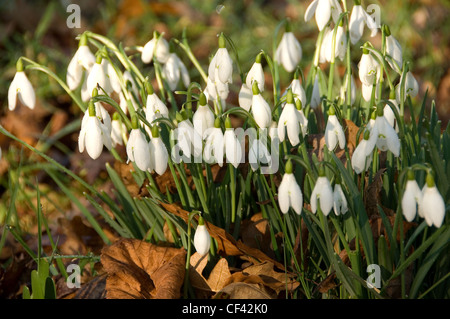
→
(295, 98, 303, 111)
(354, 0, 361, 5)
(362, 42, 370, 55)
(294, 69, 300, 80)
(426, 172, 435, 188)
(145, 80, 154, 95)
(389, 89, 396, 100)
(131, 115, 139, 129)
(252, 81, 260, 95)
(16, 58, 24, 72)
(214, 117, 221, 128)
(286, 88, 294, 104)
(363, 129, 370, 140)
(285, 159, 293, 174)
(112, 112, 120, 121)
(225, 116, 232, 129)
(151, 125, 160, 138)
(92, 87, 98, 97)
(407, 169, 415, 181)
(376, 104, 384, 117)
(199, 92, 207, 106)
(88, 100, 96, 117)
(198, 214, 205, 226)
(95, 53, 103, 64)
(255, 52, 263, 64)
(79, 33, 88, 46)
(370, 109, 377, 120)
(328, 105, 336, 116)
(285, 19, 292, 33)
(218, 33, 226, 48)
(318, 164, 326, 177)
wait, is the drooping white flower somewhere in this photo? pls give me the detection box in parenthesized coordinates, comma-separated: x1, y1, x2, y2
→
(246, 53, 265, 92)
(162, 52, 190, 91)
(127, 121, 153, 172)
(310, 168, 334, 216)
(320, 24, 347, 63)
(208, 33, 233, 85)
(205, 75, 229, 109)
(358, 48, 380, 87)
(238, 83, 252, 112)
(104, 59, 122, 94)
(86, 56, 113, 96)
(289, 73, 307, 108)
(78, 101, 112, 160)
(304, 0, 342, 31)
(419, 173, 445, 228)
(248, 134, 271, 172)
(361, 81, 380, 102)
(8, 59, 36, 111)
(395, 71, 419, 103)
(349, 4, 379, 44)
(351, 130, 373, 174)
(193, 93, 215, 137)
(324, 107, 346, 151)
(384, 25, 403, 73)
(275, 26, 302, 73)
(174, 114, 203, 161)
(141, 32, 170, 64)
(269, 121, 278, 141)
(145, 90, 169, 125)
(367, 107, 401, 156)
(194, 215, 211, 256)
(111, 113, 127, 146)
(401, 170, 422, 222)
(383, 95, 400, 132)
(148, 126, 168, 176)
(278, 89, 303, 146)
(278, 160, 303, 215)
(67, 34, 96, 90)
(333, 183, 348, 215)
(203, 119, 224, 167)
(251, 81, 272, 129)
(224, 117, 242, 168)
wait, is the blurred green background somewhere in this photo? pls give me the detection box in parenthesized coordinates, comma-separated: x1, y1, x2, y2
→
(0, 0, 449, 124)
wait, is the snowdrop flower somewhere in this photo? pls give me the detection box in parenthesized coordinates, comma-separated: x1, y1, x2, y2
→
(248, 132, 271, 172)
(278, 89, 304, 146)
(78, 101, 112, 160)
(111, 113, 127, 146)
(208, 33, 233, 85)
(310, 73, 321, 109)
(401, 170, 422, 222)
(349, 2, 379, 44)
(278, 160, 303, 215)
(396, 71, 419, 103)
(194, 215, 211, 256)
(246, 53, 265, 92)
(333, 182, 348, 215)
(163, 51, 190, 91)
(8, 59, 36, 111)
(310, 166, 334, 216)
(281, 70, 307, 109)
(304, 0, 342, 31)
(224, 117, 242, 168)
(251, 81, 272, 129)
(193, 93, 215, 137)
(324, 106, 346, 151)
(87, 55, 113, 96)
(358, 46, 380, 87)
(104, 59, 122, 94)
(361, 81, 380, 102)
(205, 76, 230, 109)
(203, 118, 224, 167)
(269, 121, 278, 141)
(383, 92, 400, 131)
(384, 25, 403, 73)
(275, 22, 302, 73)
(141, 31, 170, 64)
(149, 126, 168, 175)
(238, 83, 252, 112)
(320, 23, 347, 63)
(351, 129, 373, 174)
(67, 33, 95, 91)
(127, 117, 153, 172)
(174, 111, 203, 161)
(367, 106, 401, 156)
(145, 82, 169, 125)
(419, 173, 445, 228)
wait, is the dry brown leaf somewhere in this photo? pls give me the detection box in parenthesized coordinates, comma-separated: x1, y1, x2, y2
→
(189, 252, 210, 292)
(214, 282, 273, 299)
(160, 202, 285, 270)
(240, 213, 276, 260)
(101, 238, 186, 299)
(206, 257, 231, 292)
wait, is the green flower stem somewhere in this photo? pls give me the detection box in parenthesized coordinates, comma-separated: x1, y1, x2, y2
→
(21, 57, 85, 112)
(173, 37, 208, 84)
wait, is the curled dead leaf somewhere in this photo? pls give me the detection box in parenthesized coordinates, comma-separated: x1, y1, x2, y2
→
(101, 238, 186, 299)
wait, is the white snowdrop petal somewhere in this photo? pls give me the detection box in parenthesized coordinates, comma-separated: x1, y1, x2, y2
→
(194, 224, 211, 256)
